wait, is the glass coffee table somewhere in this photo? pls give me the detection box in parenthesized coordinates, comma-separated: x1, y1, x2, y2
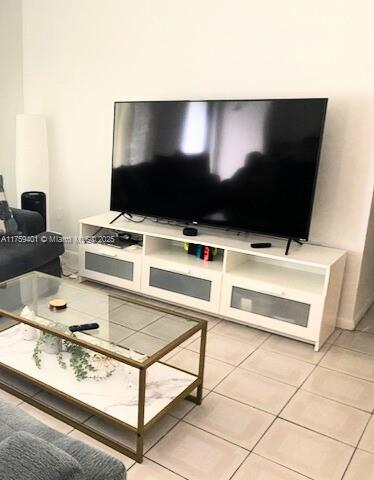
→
(0, 272, 207, 462)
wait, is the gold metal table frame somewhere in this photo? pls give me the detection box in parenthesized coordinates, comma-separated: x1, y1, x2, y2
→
(0, 272, 207, 463)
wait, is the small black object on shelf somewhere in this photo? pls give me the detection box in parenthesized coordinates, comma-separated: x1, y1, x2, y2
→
(251, 242, 272, 249)
(116, 231, 138, 247)
(111, 238, 137, 248)
(183, 226, 198, 236)
(117, 232, 131, 241)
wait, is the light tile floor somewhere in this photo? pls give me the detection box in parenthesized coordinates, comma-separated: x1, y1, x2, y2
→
(3, 269, 374, 479)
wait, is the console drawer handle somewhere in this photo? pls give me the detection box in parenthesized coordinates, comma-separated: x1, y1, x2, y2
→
(256, 288, 285, 297)
(98, 250, 118, 258)
(168, 268, 192, 275)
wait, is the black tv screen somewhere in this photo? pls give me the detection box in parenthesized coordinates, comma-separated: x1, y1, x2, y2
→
(111, 99, 327, 240)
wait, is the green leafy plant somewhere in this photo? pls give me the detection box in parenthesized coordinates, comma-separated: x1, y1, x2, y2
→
(63, 340, 96, 381)
(32, 333, 114, 382)
(32, 332, 59, 366)
(32, 336, 43, 369)
(57, 351, 67, 369)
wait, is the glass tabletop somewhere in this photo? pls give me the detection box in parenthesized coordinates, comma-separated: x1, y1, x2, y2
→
(0, 272, 201, 363)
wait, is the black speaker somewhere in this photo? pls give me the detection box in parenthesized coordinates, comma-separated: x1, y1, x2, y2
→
(21, 191, 47, 230)
(183, 226, 198, 236)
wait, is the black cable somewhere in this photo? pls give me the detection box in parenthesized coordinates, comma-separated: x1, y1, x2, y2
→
(123, 213, 146, 223)
(149, 217, 186, 228)
(91, 214, 145, 240)
(92, 226, 104, 236)
(95, 214, 184, 240)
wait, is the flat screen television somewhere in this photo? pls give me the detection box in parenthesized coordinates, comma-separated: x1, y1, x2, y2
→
(110, 98, 327, 240)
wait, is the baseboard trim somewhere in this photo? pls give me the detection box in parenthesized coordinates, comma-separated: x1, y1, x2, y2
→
(336, 317, 356, 331)
(354, 295, 374, 327)
(336, 294, 374, 331)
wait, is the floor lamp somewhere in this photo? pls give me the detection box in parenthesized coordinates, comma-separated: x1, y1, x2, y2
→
(16, 114, 49, 226)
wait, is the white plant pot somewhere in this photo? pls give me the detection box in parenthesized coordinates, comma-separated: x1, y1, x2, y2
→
(21, 324, 39, 341)
(41, 334, 62, 355)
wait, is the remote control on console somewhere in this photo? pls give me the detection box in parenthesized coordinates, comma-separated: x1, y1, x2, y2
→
(250, 242, 272, 248)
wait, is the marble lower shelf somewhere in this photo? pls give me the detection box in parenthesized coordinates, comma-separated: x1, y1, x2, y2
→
(0, 325, 196, 428)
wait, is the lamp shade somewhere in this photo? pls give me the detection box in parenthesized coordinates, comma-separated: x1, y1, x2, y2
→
(16, 114, 49, 209)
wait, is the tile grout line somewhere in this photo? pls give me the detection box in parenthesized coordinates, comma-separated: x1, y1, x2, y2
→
(160, 335, 336, 478)
(357, 445, 374, 456)
(275, 416, 366, 449)
(142, 455, 190, 480)
(244, 341, 335, 478)
(276, 339, 336, 418)
(209, 332, 272, 393)
(319, 360, 374, 384)
(196, 324, 271, 346)
(227, 451, 252, 480)
(250, 331, 374, 480)
(342, 325, 374, 337)
(213, 334, 334, 397)
(333, 342, 374, 356)
(143, 417, 182, 455)
(183, 338, 265, 367)
(340, 417, 371, 480)
(153, 413, 255, 480)
(180, 416, 250, 452)
(325, 342, 374, 359)
(300, 383, 374, 414)
(252, 345, 329, 365)
(210, 389, 280, 416)
(247, 452, 315, 480)
(227, 342, 324, 479)
(182, 329, 271, 368)
(142, 337, 275, 479)
(232, 364, 313, 389)
(339, 330, 374, 480)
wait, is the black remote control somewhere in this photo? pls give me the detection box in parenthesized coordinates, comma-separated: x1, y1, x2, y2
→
(251, 242, 272, 248)
(69, 323, 100, 333)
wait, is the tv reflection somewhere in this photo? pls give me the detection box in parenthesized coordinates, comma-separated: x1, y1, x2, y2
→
(111, 100, 322, 238)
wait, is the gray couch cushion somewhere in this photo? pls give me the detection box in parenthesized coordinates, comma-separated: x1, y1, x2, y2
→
(0, 431, 85, 480)
(0, 399, 62, 443)
(0, 424, 14, 443)
(0, 176, 18, 236)
(0, 399, 126, 479)
(0, 232, 65, 282)
(11, 208, 45, 236)
(54, 436, 126, 480)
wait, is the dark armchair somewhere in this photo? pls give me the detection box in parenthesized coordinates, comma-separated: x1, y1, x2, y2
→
(0, 208, 65, 283)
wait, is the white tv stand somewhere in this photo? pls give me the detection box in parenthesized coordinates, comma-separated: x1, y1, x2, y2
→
(78, 213, 346, 351)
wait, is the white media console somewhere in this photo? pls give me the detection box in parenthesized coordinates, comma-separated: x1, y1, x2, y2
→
(78, 213, 346, 351)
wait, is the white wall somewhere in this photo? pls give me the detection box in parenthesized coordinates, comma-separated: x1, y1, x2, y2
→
(0, 0, 23, 205)
(21, 0, 374, 328)
(355, 192, 374, 322)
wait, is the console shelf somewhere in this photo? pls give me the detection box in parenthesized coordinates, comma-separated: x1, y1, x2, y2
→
(79, 213, 347, 351)
(226, 257, 325, 298)
(145, 247, 224, 273)
(144, 238, 224, 274)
